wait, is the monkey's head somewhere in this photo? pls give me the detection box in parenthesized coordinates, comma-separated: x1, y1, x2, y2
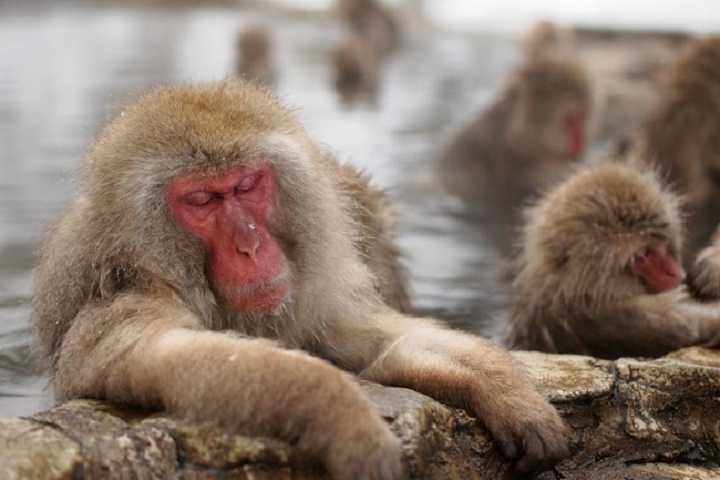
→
(506, 55, 591, 163)
(522, 161, 684, 299)
(333, 38, 377, 97)
(238, 29, 272, 64)
(80, 81, 365, 317)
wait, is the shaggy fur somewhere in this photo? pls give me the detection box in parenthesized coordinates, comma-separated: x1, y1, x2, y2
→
(32, 80, 568, 478)
(505, 160, 720, 359)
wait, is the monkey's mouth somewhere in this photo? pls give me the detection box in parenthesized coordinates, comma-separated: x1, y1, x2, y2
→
(220, 269, 290, 312)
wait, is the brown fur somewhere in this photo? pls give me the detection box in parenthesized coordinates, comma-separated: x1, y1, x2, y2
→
(337, 0, 399, 56)
(33, 80, 568, 477)
(333, 37, 379, 102)
(506, 160, 720, 359)
(236, 28, 275, 87)
(440, 54, 591, 202)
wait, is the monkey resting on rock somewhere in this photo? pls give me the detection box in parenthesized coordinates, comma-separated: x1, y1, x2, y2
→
(33, 80, 568, 479)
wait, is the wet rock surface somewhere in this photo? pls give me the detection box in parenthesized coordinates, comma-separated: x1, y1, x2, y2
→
(3, 347, 720, 479)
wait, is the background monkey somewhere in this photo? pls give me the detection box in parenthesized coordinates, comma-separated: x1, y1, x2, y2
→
(32, 80, 568, 478)
(236, 27, 276, 87)
(333, 36, 380, 102)
(336, 0, 399, 57)
(633, 36, 720, 258)
(439, 52, 591, 205)
(506, 160, 720, 359)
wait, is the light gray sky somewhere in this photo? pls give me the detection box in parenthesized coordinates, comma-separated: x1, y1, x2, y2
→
(268, 0, 720, 34)
(427, 0, 720, 34)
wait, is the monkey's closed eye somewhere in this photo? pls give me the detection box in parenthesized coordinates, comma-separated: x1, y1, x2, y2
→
(236, 173, 262, 194)
(185, 191, 217, 206)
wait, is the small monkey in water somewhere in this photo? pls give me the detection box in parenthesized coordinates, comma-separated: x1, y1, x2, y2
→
(236, 27, 276, 87)
(336, 0, 399, 56)
(33, 80, 568, 478)
(333, 36, 379, 102)
(439, 53, 590, 205)
(506, 160, 720, 359)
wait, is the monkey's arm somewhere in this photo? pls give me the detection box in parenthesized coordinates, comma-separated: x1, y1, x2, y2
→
(570, 291, 720, 358)
(688, 241, 720, 300)
(316, 311, 569, 474)
(55, 293, 403, 479)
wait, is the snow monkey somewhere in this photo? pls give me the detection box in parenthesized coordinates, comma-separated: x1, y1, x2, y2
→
(32, 80, 569, 478)
(439, 53, 591, 204)
(633, 36, 720, 259)
(336, 0, 399, 57)
(506, 160, 720, 359)
(236, 27, 276, 87)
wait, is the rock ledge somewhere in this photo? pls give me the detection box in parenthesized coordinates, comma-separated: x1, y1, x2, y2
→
(3, 347, 720, 479)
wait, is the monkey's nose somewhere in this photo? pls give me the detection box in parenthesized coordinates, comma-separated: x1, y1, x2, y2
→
(235, 224, 260, 262)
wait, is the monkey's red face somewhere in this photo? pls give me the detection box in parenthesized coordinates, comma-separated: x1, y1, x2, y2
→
(629, 242, 684, 294)
(563, 111, 586, 160)
(169, 164, 289, 312)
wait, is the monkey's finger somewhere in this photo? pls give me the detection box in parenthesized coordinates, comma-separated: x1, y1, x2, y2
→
(514, 431, 545, 474)
(494, 430, 519, 460)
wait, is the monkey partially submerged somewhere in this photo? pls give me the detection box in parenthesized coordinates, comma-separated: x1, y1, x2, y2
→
(505, 161, 720, 359)
(439, 53, 591, 204)
(33, 81, 568, 478)
(236, 28, 276, 87)
(633, 36, 720, 260)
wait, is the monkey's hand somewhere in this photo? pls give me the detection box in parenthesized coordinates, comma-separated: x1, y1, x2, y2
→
(688, 245, 720, 300)
(475, 380, 569, 474)
(360, 327, 569, 475)
(316, 396, 405, 480)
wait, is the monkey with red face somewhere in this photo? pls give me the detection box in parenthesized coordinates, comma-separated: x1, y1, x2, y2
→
(33, 81, 568, 478)
(440, 54, 590, 205)
(505, 160, 720, 359)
